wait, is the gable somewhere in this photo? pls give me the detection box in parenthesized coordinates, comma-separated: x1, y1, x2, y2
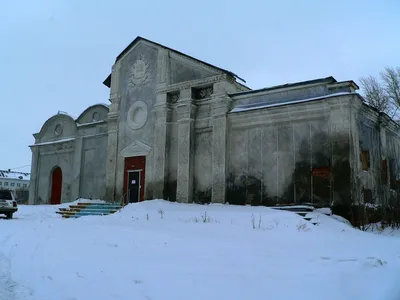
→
(120, 140, 152, 157)
(76, 104, 109, 125)
(103, 36, 245, 88)
(169, 54, 218, 84)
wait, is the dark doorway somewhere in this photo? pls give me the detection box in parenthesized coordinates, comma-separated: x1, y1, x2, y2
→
(128, 171, 141, 203)
(123, 156, 146, 203)
(51, 167, 62, 204)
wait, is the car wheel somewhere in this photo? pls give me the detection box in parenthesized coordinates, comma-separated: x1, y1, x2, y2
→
(6, 213, 13, 219)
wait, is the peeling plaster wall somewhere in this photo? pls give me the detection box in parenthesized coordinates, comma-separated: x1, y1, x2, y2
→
(30, 104, 109, 204)
(232, 82, 349, 108)
(80, 134, 108, 199)
(354, 104, 400, 205)
(115, 43, 158, 200)
(35, 150, 75, 204)
(165, 107, 178, 201)
(193, 130, 213, 203)
(170, 56, 215, 84)
(227, 96, 352, 206)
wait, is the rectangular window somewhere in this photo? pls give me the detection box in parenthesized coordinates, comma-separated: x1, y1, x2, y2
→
(17, 183, 20, 187)
(23, 184, 27, 188)
(10, 183, 15, 187)
(0, 182, 2, 186)
(361, 150, 370, 171)
(389, 158, 397, 189)
(382, 159, 388, 184)
(4, 182, 8, 186)
(364, 189, 373, 203)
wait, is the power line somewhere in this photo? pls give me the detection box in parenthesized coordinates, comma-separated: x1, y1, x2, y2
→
(10, 165, 31, 171)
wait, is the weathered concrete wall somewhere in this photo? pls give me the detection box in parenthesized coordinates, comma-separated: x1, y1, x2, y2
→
(35, 150, 75, 204)
(232, 79, 349, 108)
(165, 109, 178, 201)
(353, 103, 400, 206)
(29, 105, 109, 204)
(193, 130, 213, 203)
(114, 42, 158, 201)
(76, 104, 109, 125)
(170, 56, 215, 84)
(79, 134, 108, 199)
(108, 39, 241, 203)
(227, 95, 353, 206)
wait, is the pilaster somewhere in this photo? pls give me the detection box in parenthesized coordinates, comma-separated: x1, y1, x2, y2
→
(378, 113, 390, 205)
(156, 49, 170, 88)
(105, 61, 121, 202)
(348, 97, 362, 205)
(211, 94, 231, 203)
(71, 137, 83, 200)
(176, 88, 197, 203)
(28, 146, 39, 205)
(152, 93, 172, 198)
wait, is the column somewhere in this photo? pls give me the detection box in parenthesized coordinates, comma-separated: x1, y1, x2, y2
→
(328, 96, 352, 205)
(105, 61, 121, 202)
(152, 93, 172, 199)
(176, 88, 197, 203)
(211, 95, 231, 203)
(28, 146, 39, 205)
(378, 113, 390, 205)
(70, 137, 83, 200)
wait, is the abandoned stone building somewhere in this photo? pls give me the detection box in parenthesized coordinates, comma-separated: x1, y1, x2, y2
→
(29, 36, 400, 206)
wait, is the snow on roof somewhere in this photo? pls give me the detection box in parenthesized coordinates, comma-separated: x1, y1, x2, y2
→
(0, 170, 30, 181)
(30, 137, 75, 147)
(76, 120, 107, 127)
(230, 92, 357, 113)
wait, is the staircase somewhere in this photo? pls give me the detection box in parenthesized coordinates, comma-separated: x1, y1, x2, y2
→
(272, 205, 331, 226)
(56, 202, 125, 218)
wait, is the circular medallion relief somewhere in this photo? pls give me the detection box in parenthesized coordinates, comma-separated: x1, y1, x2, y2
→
(54, 124, 63, 136)
(127, 101, 148, 130)
(92, 111, 100, 121)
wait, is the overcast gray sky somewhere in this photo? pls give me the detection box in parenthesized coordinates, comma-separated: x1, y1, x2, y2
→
(1, 0, 399, 173)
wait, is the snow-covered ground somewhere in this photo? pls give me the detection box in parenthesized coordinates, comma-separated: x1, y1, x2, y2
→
(1, 200, 400, 300)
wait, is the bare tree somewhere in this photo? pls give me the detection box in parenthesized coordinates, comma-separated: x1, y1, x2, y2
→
(359, 66, 400, 121)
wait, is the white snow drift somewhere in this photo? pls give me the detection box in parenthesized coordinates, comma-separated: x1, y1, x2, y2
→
(1, 199, 400, 300)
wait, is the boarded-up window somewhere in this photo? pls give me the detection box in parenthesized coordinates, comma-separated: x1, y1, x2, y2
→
(363, 189, 372, 203)
(389, 158, 397, 190)
(382, 159, 388, 184)
(361, 150, 370, 171)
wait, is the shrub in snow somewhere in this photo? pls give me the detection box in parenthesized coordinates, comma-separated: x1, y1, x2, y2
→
(251, 214, 263, 229)
(296, 223, 311, 232)
(158, 209, 165, 219)
(201, 211, 210, 223)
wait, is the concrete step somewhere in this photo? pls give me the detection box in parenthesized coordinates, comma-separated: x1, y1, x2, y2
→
(72, 211, 112, 216)
(77, 202, 122, 206)
(77, 205, 122, 210)
(78, 209, 118, 214)
(57, 202, 124, 218)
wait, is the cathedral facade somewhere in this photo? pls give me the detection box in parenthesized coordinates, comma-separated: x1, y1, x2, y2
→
(29, 37, 400, 207)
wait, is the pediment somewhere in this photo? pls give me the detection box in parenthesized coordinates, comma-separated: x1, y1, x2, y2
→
(169, 54, 219, 85)
(120, 140, 152, 157)
(103, 36, 243, 88)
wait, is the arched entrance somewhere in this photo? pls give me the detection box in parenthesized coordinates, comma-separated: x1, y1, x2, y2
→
(51, 167, 62, 205)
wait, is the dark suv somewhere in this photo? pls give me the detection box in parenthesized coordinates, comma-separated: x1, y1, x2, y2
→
(0, 190, 18, 219)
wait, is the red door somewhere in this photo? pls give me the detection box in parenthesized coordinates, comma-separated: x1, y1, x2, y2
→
(123, 156, 146, 203)
(51, 167, 62, 204)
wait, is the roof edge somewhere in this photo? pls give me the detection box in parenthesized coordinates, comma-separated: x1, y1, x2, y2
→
(229, 76, 337, 98)
(103, 36, 246, 88)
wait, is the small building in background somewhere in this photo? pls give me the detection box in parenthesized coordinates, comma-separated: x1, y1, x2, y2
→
(0, 169, 30, 202)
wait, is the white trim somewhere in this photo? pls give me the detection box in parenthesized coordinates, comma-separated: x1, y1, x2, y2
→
(120, 140, 151, 157)
(230, 92, 357, 113)
(29, 137, 75, 147)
